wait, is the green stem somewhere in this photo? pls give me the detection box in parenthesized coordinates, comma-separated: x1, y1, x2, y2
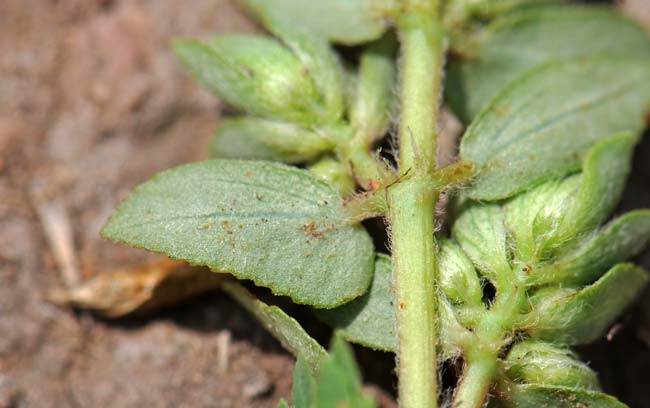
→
(388, 2, 444, 407)
(452, 350, 498, 408)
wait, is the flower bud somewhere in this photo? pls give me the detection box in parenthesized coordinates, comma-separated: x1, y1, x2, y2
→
(173, 36, 325, 124)
(210, 117, 335, 164)
(438, 239, 483, 307)
(505, 340, 600, 390)
(527, 263, 648, 345)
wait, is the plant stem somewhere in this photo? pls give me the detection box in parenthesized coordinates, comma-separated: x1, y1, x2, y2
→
(388, 1, 444, 407)
(452, 350, 498, 408)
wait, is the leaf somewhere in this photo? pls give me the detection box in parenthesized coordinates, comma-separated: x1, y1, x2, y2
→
(505, 134, 635, 263)
(239, 0, 394, 45)
(438, 239, 483, 307)
(532, 210, 650, 286)
(460, 54, 650, 200)
(349, 35, 397, 141)
(535, 134, 635, 258)
(308, 157, 356, 197)
(210, 117, 335, 163)
(528, 263, 649, 345)
(490, 384, 628, 408)
(504, 340, 600, 391)
(173, 37, 324, 124)
(101, 160, 375, 308)
(292, 356, 315, 408)
(316, 253, 473, 359)
(447, 5, 650, 122)
(313, 335, 377, 408)
(315, 255, 396, 351)
(505, 176, 578, 263)
(221, 280, 327, 373)
(277, 399, 289, 408)
(452, 201, 511, 285)
(254, 11, 345, 122)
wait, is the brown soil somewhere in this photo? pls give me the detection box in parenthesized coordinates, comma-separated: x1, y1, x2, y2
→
(0, 1, 648, 407)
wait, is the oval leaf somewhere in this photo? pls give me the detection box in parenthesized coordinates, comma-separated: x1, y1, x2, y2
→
(447, 5, 650, 122)
(101, 160, 375, 308)
(460, 54, 650, 200)
(315, 255, 396, 351)
(533, 210, 650, 286)
(529, 263, 649, 345)
(239, 0, 394, 45)
(173, 37, 324, 124)
(210, 117, 335, 163)
(490, 384, 628, 408)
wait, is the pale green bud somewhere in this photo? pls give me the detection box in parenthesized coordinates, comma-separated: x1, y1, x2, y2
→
(505, 134, 634, 264)
(527, 263, 648, 345)
(309, 156, 355, 196)
(173, 36, 326, 124)
(438, 239, 483, 307)
(505, 340, 600, 390)
(210, 117, 335, 164)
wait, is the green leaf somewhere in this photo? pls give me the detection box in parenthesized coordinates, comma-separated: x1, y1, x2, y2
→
(505, 176, 578, 263)
(528, 263, 649, 345)
(308, 157, 356, 197)
(210, 117, 335, 163)
(438, 239, 483, 307)
(239, 0, 394, 45)
(490, 384, 628, 408)
(292, 356, 315, 408)
(505, 134, 635, 264)
(315, 252, 472, 358)
(447, 5, 650, 122)
(452, 201, 511, 285)
(315, 255, 396, 351)
(532, 210, 650, 286)
(222, 281, 327, 374)
(173, 37, 324, 124)
(460, 54, 650, 200)
(504, 340, 600, 390)
(101, 160, 375, 308)
(350, 35, 397, 141)
(254, 11, 345, 122)
(314, 335, 377, 408)
(277, 399, 289, 408)
(535, 134, 635, 258)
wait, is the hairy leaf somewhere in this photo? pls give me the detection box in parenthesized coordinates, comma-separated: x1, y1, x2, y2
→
(529, 263, 649, 345)
(460, 55, 650, 200)
(447, 5, 650, 122)
(315, 255, 396, 351)
(173, 37, 324, 124)
(532, 210, 650, 286)
(101, 160, 375, 308)
(504, 340, 600, 390)
(452, 202, 511, 285)
(239, 0, 394, 45)
(505, 135, 635, 263)
(350, 35, 397, 141)
(491, 384, 628, 408)
(255, 12, 345, 122)
(439, 239, 483, 307)
(210, 117, 335, 163)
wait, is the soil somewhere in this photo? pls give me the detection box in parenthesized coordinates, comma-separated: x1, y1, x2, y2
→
(0, 1, 648, 407)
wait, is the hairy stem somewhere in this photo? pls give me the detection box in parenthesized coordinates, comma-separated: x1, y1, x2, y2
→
(389, 1, 444, 407)
(453, 351, 498, 408)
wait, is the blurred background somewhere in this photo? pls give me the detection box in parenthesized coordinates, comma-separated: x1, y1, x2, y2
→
(0, 1, 649, 407)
